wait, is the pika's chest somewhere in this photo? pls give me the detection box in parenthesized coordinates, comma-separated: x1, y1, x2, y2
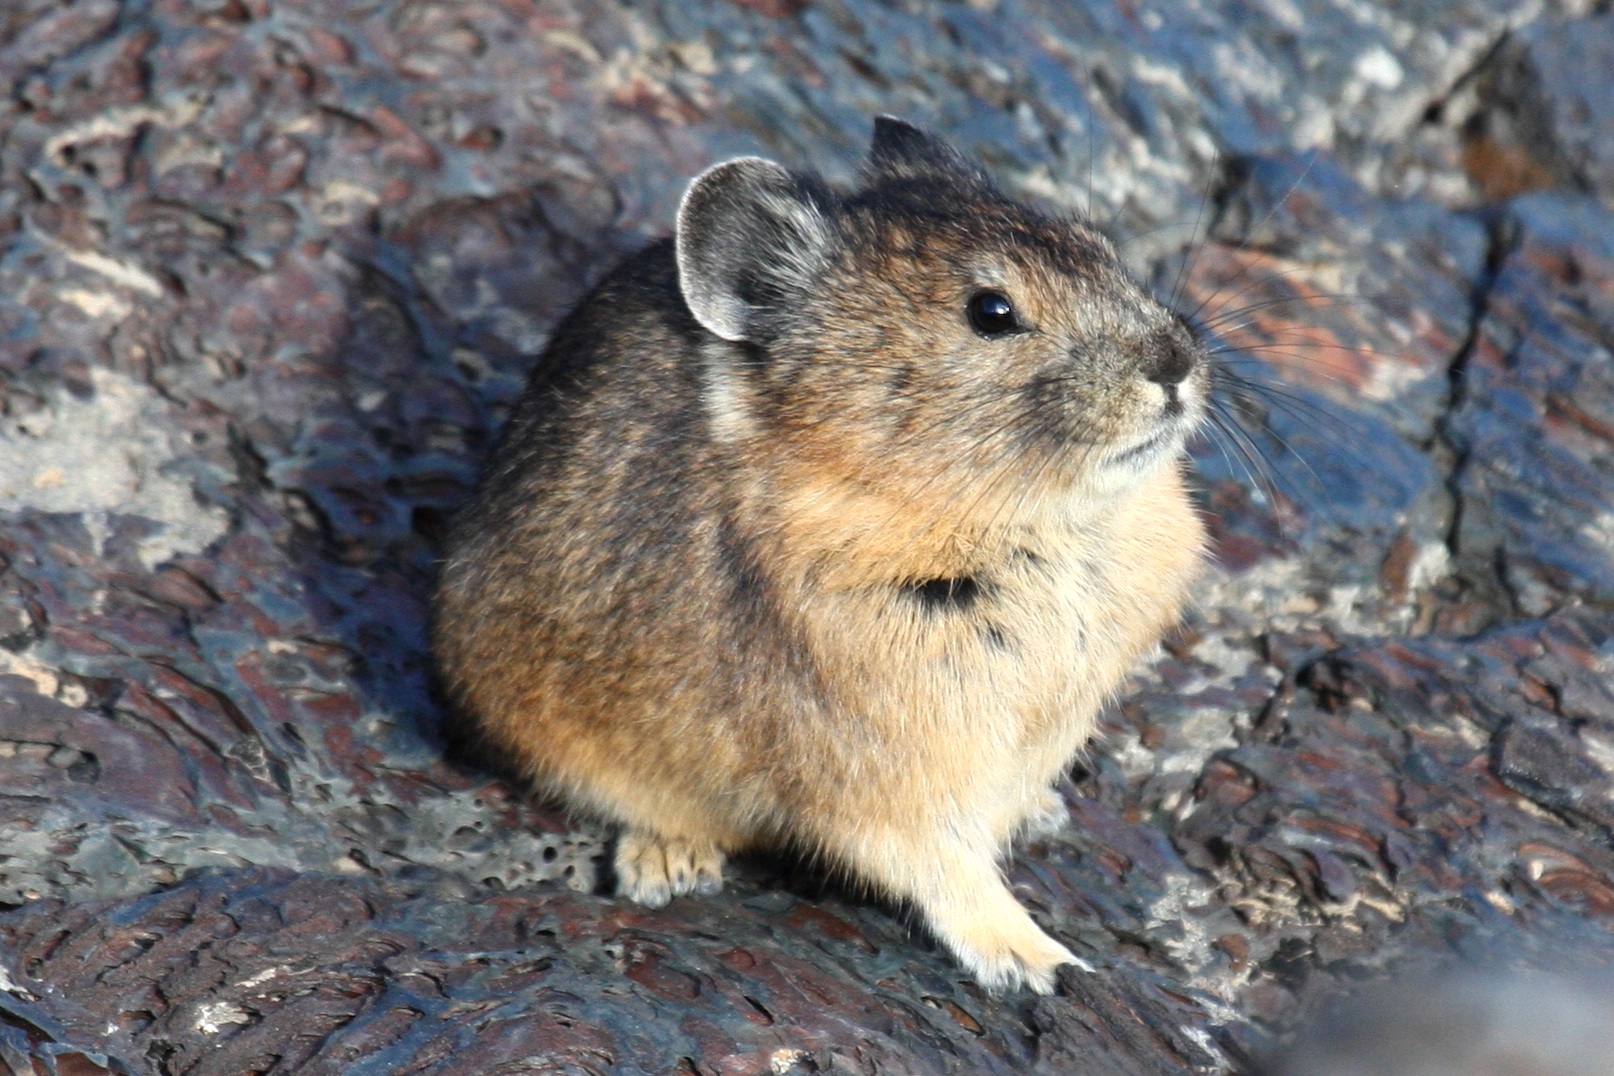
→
(792, 474, 1204, 723)
(871, 516, 1196, 701)
(895, 545, 1115, 671)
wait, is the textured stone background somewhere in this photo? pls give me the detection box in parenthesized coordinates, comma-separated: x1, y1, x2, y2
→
(2, 1, 1613, 1073)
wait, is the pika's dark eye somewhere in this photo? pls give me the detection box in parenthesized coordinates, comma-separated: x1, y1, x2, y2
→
(967, 290, 1019, 336)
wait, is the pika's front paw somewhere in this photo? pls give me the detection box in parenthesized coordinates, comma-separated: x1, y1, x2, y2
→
(1018, 786, 1071, 841)
(953, 918, 1080, 995)
(615, 830, 725, 908)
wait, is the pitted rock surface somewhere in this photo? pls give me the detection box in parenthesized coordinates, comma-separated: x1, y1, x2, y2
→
(2, 1, 1612, 1073)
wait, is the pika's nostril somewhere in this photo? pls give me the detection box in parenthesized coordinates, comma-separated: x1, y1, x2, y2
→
(1145, 337, 1194, 386)
(1161, 382, 1183, 417)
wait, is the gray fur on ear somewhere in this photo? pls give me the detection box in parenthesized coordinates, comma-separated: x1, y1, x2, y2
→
(865, 115, 994, 189)
(675, 157, 831, 343)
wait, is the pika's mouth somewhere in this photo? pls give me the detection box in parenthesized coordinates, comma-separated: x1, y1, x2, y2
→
(1105, 420, 1188, 469)
(1103, 380, 1206, 470)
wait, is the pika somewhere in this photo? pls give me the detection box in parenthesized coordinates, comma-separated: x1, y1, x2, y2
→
(432, 117, 1206, 994)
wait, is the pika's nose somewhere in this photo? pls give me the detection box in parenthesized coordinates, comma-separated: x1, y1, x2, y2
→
(1145, 335, 1195, 387)
(1144, 335, 1194, 416)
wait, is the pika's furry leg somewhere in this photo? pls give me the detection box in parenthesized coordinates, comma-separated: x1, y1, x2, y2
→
(615, 829, 725, 908)
(834, 827, 1077, 994)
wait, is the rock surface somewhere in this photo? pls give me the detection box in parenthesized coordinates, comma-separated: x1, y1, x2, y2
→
(2, 0, 1613, 1073)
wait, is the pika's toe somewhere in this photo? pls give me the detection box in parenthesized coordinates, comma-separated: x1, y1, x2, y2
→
(695, 858, 724, 895)
(615, 830, 671, 907)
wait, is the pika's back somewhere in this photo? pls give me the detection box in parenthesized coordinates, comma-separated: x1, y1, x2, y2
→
(454, 241, 698, 539)
(435, 241, 748, 717)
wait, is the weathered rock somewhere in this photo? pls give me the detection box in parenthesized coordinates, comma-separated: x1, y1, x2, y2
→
(2, 0, 1613, 1072)
(1463, 14, 1614, 202)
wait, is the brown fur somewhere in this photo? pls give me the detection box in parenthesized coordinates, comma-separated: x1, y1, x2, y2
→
(432, 118, 1206, 993)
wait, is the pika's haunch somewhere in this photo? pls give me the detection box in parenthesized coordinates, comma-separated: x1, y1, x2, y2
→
(432, 117, 1207, 994)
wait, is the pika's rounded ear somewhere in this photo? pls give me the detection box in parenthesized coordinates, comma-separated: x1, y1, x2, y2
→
(865, 115, 994, 189)
(676, 157, 831, 343)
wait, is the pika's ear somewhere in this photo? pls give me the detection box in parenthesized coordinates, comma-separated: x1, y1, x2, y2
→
(865, 115, 994, 189)
(676, 157, 831, 343)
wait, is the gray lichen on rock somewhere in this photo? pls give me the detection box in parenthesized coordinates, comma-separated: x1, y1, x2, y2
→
(0, 368, 230, 572)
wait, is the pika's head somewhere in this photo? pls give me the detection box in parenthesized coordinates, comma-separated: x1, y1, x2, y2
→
(676, 117, 1205, 509)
